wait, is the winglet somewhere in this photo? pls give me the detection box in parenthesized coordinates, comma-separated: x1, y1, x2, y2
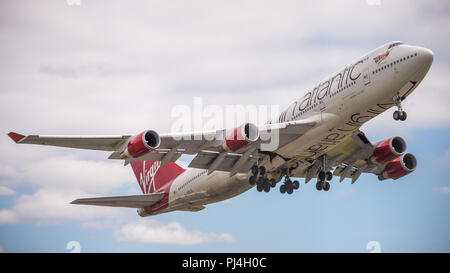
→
(7, 132, 25, 143)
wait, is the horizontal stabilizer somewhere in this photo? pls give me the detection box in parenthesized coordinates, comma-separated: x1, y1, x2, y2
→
(70, 193, 164, 208)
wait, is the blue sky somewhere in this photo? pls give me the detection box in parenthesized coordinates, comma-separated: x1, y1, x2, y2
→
(0, 0, 449, 252)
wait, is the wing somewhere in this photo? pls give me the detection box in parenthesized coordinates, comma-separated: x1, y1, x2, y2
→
(286, 130, 380, 184)
(325, 130, 376, 183)
(323, 130, 412, 183)
(70, 193, 164, 208)
(8, 132, 130, 151)
(130, 119, 316, 174)
(9, 118, 316, 175)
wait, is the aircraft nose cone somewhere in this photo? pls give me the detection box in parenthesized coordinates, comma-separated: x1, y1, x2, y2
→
(418, 47, 434, 68)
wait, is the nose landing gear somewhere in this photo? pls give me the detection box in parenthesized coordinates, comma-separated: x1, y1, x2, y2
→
(393, 95, 407, 121)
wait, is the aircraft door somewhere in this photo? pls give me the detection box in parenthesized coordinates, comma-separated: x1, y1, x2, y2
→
(363, 68, 371, 85)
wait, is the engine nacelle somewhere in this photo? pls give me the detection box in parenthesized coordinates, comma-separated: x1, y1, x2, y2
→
(126, 130, 160, 158)
(379, 153, 417, 180)
(371, 136, 406, 165)
(222, 123, 259, 152)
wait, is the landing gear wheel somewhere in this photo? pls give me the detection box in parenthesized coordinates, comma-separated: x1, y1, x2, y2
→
(393, 96, 407, 121)
(249, 176, 256, 185)
(262, 178, 270, 192)
(316, 181, 323, 191)
(393, 110, 400, 120)
(251, 165, 259, 176)
(256, 177, 263, 186)
(256, 184, 263, 192)
(326, 171, 333, 181)
(259, 166, 266, 176)
(269, 178, 277, 188)
(287, 186, 294, 194)
(323, 182, 330, 191)
(280, 184, 286, 194)
(285, 179, 292, 188)
(292, 180, 300, 190)
(318, 171, 326, 181)
(394, 110, 407, 121)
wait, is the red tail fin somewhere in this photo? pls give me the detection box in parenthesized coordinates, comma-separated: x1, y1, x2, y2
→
(130, 160, 185, 194)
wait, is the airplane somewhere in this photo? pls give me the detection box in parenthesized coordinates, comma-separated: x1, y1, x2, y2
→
(8, 41, 433, 217)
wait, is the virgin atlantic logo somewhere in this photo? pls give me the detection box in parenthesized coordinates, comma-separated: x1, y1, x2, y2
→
(139, 161, 161, 194)
(374, 50, 390, 64)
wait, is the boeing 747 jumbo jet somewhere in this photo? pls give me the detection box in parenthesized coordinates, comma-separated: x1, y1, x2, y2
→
(8, 41, 433, 216)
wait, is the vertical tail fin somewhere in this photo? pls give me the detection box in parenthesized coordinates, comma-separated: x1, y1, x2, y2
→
(130, 160, 185, 194)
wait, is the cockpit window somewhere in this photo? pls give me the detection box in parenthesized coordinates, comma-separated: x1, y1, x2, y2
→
(388, 42, 403, 49)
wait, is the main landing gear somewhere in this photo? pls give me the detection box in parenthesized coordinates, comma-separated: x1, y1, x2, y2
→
(249, 165, 277, 193)
(279, 177, 300, 195)
(316, 170, 332, 191)
(315, 155, 333, 191)
(249, 158, 334, 193)
(393, 95, 407, 121)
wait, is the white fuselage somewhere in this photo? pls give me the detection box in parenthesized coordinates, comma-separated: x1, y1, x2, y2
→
(157, 42, 433, 215)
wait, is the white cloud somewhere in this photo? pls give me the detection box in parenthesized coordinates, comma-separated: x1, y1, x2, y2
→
(80, 220, 118, 230)
(432, 187, 450, 194)
(0, 163, 25, 187)
(0, 0, 448, 137)
(115, 220, 236, 245)
(23, 155, 133, 194)
(0, 210, 16, 225)
(0, 189, 129, 226)
(0, 165, 20, 178)
(0, 186, 15, 196)
(0, 153, 139, 227)
(0, 245, 4, 253)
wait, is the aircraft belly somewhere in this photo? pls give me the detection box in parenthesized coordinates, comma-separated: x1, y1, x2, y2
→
(200, 174, 253, 206)
(167, 171, 252, 211)
(201, 172, 251, 203)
